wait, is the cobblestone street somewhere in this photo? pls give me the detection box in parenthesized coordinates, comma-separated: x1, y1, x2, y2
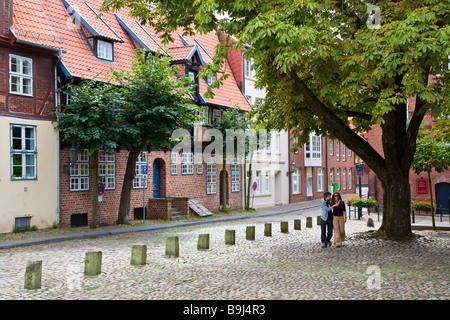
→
(0, 207, 449, 301)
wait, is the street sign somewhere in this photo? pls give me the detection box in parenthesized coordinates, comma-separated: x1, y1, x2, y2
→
(98, 182, 105, 195)
(364, 164, 371, 174)
(252, 182, 257, 191)
(142, 165, 148, 175)
(356, 166, 364, 176)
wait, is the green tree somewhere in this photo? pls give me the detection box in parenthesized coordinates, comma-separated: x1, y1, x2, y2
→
(208, 107, 252, 212)
(111, 51, 196, 224)
(56, 80, 124, 228)
(101, 0, 449, 238)
(411, 125, 450, 230)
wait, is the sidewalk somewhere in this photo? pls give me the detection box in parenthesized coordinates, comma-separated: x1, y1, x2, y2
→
(0, 198, 324, 250)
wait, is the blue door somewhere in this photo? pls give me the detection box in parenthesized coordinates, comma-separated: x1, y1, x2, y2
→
(153, 160, 160, 198)
(436, 182, 450, 215)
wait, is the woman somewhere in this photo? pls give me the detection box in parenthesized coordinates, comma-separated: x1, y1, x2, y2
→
(331, 192, 347, 247)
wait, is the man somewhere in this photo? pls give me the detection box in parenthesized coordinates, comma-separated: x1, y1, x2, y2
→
(320, 191, 333, 248)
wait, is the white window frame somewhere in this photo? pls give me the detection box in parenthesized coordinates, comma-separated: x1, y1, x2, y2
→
(275, 133, 280, 153)
(264, 171, 270, 193)
(231, 161, 240, 192)
(198, 107, 209, 124)
(343, 168, 346, 190)
(244, 57, 251, 77)
(317, 168, 324, 192)
(69, 149, 89, 191)
(348, 168, 352, 190)
(182, 152, 194, 175)
(348, 147, 352, 157)
(206, 76, 217, 86)
(336, 168, 340, 190)
(10, 124, 37, 180)
(206, 156, 217, 194)
(98, 151, 115, 190)
(171, 152, 177, 175)
(306, 167, 313, 196)
(9, 54, 33, 96)
(293, 137, 299, 154)
(336, 140, 340, 161)
(197, 153, 203, 174)
(97, 39, 113, 61)
(292, 168, 301, 194)
(133, 151, 147, 189)
(342, 144, 346, 162)
(330, 140, 334, 156)
(330, 168, 334, 184)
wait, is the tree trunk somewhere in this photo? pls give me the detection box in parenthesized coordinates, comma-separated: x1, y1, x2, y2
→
(117, 144, 146, 225)
(90, 149, 99, 228)
(377, 169, 412, 238)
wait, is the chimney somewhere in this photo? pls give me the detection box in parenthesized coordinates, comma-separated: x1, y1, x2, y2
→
(1, 0, 13, 38)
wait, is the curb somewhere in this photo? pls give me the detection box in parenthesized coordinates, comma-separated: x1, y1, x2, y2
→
(0, 202, 321, 250)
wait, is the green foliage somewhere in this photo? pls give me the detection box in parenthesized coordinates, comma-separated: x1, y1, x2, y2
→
(411, 124, 450, 175)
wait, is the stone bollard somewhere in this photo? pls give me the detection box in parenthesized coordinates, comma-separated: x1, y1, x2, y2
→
(131, 245, 147, 265)
(198, 234, 210, 250)
(367, 218, 375, 227)
(317, 216, 321, 225)
(264, 223, 272, 237)
(294, 219, 301, 230)
(24, 260, 42, 290)
(85, 251, 102, 276)
(225, 230, 235, 245)
(166, 236, 180, 257)
(281, 221, 289, 233)
(306, 217, 313, 228)
(246, 226, 255, 240)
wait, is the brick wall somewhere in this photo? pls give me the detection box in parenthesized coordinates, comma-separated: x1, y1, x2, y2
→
(59, 147, 243, 227)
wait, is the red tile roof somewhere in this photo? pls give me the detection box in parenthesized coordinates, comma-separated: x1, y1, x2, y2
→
(11, 0, 250, 111)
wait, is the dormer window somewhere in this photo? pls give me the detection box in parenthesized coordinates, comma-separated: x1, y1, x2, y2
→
(97, 39, 113, 61)
(205, 76, 217, 86)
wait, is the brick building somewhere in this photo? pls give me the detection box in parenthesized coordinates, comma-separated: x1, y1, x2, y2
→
(366, 95, 450, 215)
(289, 133, 356, 204)
(0, 0, 61, 233)
(23, 0, 251, 228)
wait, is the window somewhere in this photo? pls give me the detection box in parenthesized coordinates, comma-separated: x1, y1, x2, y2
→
(70, 149, 89, 191)
(343, 168, 346, 190)
(317, 168, 324, 192)
(97, 39, 113, 61)
(188, 71, 196, 84)
(275, 133, 280, 153)
(306, 167, 313, 196)
(255, 171, 261, 193)
(182, 152, 193, 174)
(133, 151, 147, 189)
(206, 156, 217, 194)
(11, 124, 37, 180)
(312, 136, 321, 159)
(231, 160, 240, 192)
(197, 153, 203, 174)
(330, 140, 334, 156)
(330, 168, 334, 184)
(206, 76, 217, 86)
(305, 134, 322, 166)
(245, 58, 251, 77)
(293, 137, 299, 154)
(292, 168, 301, 194)
(348, 148, 352, 157)
(213, 109, 222, 122)
(98, 151, 115, 189)
(336, 141, 340, 161)
(336, 168, 340, 190)
(264, 171, 270, 193)
(245, 95, 252, 105)
(348, 168, 352, 190)
(171, 152, 177, 175)
(342, 144, 346, 162)
(9, 54, 33, 96)
(198, 107, 209, 124)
